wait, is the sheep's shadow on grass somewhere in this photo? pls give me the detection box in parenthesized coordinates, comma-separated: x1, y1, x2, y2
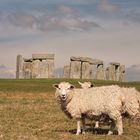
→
(54, 123, 118, 135)
(68, 123, 118, 135)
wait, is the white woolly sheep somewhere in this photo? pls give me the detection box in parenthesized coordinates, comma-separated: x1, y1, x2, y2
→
(78, 82, 140, 124)
(54, 82, 125, 135)
(78, 81, 104, 128)
(120, 87, 140, 119)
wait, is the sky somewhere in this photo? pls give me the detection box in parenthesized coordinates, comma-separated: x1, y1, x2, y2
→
(0, 0, 140, 81)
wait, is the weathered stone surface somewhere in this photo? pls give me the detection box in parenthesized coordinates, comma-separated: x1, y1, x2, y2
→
(81, 62, 93, 79)
(106, 62, 123, 81)
(110, 62, 120, 66)
(16, 55, 23, 79)
(23, 62, 32, 79)
(32, 54, 54, 60)
(70, 61, 81, 79)
(69, 56, 104, 79)
(63, 66, 70, 78)
(70, 56, 82, 61)
(24, 58, 33, 62)
(16, 54, 55, 79)
(47, 59, 54, 78)
(106, 67, 109, 80)
(95, 64, 105, 80)
(31, 60, 40, 78)
(106, 65, 115, 81)
(39, 60, 49, 78)
(70, 56, 103, 65)
(89, 59, 103, 65)
(119, 65, 125, 81)
(115, 65, 120, 81)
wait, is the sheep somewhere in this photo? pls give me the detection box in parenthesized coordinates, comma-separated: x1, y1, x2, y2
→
(54, 82, 125, 135)
(120, 87, 140, 120)
(78, 81, 140, 123)
(78, 81, 95, 89)
(78, 81, 105, 128)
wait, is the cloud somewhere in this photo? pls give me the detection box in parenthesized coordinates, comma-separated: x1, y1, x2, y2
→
(126, 10, 140, 24)
(97, 0, 119, 13)
(7, 12, 36, 28)
(4, 5, 100, 32)
(37, 16, 100, 32)
(58, 5, 75, 15)
(0, 64, 15, 78)
(125, 64, 140, 81)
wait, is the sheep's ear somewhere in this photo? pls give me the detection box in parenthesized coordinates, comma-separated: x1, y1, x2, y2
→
(78, 81, 83, 86)
(53, 84, 59, 89)
(91, 83, 95, 87)
(70, 85, 75, 89)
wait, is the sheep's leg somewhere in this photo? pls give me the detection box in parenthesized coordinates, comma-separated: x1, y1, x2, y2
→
(108, 120, 115, 135)
(76, 118, 81, 135)
(116, 116, 123, 135)
(108, 113, 123, 135)
(94, 121, 99, 128)
(81, 117, 86, 134)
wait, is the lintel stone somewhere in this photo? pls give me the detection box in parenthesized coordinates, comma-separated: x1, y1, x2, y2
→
(32, 54, 54, 60)
(110, 62, 120, 66)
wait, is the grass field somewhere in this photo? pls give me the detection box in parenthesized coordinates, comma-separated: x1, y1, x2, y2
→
(0, 79, 140, 140)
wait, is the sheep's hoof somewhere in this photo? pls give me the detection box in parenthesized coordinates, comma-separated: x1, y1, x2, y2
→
(108, 131, 113, 135)
(76, 132, 81, 135)
(118, 131, 123, 135)
(82, 131, 86, 135)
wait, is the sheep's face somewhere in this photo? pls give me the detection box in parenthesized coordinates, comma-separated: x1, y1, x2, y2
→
(78, 81, 94, 89)
(54, 82, 74, 101)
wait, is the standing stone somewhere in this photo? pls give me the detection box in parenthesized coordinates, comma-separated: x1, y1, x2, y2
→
(70, 60, 81, 79)
(115, 65, 120, 81)
(81, 62, 93, 79)
(119, 65, 125, 81)
(96, 64, 105, 80)
(32, 59, 40, 78)
(47, 59, 54, 78)
(107, 62, 120, 81)
(39, 60, 49, 78)
(32, 54, 55, 78)
(16, 55, 23, 79)
(107, 65, 115, 81)
(63, 66, 70, 78)
(106, 67, 109, 80)
(23, 60, 32, 79)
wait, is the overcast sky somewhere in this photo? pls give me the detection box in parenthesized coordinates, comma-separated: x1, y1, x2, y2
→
(0, 0, 140, 81)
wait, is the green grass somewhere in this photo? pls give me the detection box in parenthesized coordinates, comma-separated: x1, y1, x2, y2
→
(0, 79, 140, 140)
(0, 78, 140, 93)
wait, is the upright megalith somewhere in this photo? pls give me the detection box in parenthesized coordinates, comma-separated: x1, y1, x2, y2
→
(119, 65, 125, 81)
(63, 65, 70, 78)
(69, 57, 95, 79)
(16, 55, 23, 79)
(23, 58, 32, 79)
(95, 62, 105, 80)
(110, 62, 120, 81)
(69, 56, 106, 79)
(32, 59, 40, 78)
(106, 62, 123, 81)
(81, 61, 93, 79)
(32, 54, 54, 78)
(70, 57, 81, 79)
(16, 53, 55, 79)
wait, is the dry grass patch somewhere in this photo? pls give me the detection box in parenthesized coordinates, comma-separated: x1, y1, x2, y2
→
(0, 89, 139, 139)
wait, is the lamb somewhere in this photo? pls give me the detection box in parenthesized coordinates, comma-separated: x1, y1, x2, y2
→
(54, 82, 125, 135)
